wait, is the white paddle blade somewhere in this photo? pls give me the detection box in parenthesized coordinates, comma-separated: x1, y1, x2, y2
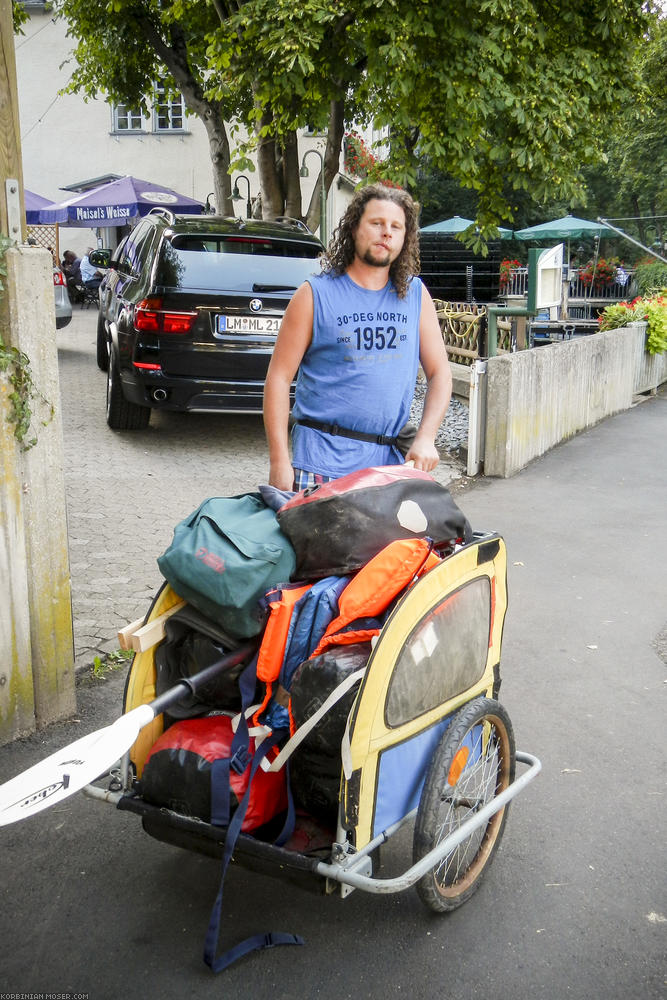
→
(0, 704, 154, 826)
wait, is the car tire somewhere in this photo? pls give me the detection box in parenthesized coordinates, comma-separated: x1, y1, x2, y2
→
(96, 311, 109, 371)
(106, 346, 151, 430)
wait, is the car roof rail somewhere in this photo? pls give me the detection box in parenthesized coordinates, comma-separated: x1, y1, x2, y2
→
(147, 207, 176, 224)
(274, 216, 312, 234)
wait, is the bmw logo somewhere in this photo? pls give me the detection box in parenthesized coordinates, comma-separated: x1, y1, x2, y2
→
(249, 298, 263, 313)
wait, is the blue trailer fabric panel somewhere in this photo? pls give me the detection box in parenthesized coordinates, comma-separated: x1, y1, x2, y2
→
(372, 716, 452, 837)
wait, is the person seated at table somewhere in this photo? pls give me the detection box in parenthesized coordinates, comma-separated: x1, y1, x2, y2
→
(79, 248, 104, 291)
(61, 249, 83, 296)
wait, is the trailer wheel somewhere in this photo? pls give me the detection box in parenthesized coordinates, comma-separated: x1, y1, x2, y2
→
(413, 697, 515, 913)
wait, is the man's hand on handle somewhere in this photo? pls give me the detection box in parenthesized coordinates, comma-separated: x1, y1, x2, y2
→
(268, 457, 296, 492)
(404, 432, 440, 473)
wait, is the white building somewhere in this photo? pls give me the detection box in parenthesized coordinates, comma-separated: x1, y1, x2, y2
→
(14, 2, 377, 257)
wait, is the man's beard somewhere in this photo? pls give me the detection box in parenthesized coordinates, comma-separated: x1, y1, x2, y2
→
(361, 247, 391, 268)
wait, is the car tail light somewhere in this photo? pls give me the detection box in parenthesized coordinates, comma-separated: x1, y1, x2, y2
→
(134, 298, 163, 332)
(163, 312, 197, 333)
(134, 298, 197, 334)
(53, 270, 66, 286)
(133, 361, 162, 371)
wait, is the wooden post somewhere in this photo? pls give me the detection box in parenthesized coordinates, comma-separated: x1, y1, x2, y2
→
(0, 3, 75, 742)
(0, 0, 35, 743)
(0, 0, 25, 241)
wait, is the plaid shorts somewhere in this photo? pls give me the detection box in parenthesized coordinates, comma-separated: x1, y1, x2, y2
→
(292, 468, 333, 491)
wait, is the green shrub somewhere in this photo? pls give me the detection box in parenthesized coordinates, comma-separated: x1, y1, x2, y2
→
(598, 293, 667, 355)
(634, 258, 667, 296)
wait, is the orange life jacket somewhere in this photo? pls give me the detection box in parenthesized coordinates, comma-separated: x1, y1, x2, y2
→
(252, 537, 441, 730)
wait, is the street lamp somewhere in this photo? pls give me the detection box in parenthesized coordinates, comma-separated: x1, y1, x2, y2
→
(300, 149, 327, 244)
(231, 175, 252, 219)
(204, 192, 215, 214)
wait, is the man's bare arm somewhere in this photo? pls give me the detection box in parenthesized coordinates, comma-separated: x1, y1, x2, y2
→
(263, 282, 314, 490)
(404, 286, 452, 472)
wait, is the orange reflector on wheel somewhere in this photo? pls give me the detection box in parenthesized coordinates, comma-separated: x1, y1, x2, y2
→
(447, 747, 470, 786)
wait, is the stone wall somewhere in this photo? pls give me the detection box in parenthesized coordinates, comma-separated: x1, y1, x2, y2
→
(483, 324, 665, 478)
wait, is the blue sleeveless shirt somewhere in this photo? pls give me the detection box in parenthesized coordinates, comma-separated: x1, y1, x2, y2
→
(291, 271, 423, 478)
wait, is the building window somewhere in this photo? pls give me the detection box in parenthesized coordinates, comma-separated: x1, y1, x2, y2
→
(153, 82, 186, 132)
(112, 104, 144, 133)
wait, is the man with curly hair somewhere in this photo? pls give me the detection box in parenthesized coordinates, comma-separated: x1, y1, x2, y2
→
(263, 183, 452, 491)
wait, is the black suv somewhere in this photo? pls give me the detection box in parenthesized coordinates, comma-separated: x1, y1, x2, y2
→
(92, 211, 323, 429)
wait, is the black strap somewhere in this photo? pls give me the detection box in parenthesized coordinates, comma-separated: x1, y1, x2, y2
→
(295, 417, 398, 448)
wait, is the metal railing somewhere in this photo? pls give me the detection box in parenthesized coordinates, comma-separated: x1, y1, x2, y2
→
(568, 271, 635, 300)
(500, 267, 636, 302)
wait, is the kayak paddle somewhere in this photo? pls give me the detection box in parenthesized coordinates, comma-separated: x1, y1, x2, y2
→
(0, 641, 256, 827)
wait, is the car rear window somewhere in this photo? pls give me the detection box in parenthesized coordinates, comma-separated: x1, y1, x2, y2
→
(156, 235, 322, 292)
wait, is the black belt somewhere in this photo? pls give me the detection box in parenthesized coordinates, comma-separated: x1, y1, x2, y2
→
(295, 417, 398, 447)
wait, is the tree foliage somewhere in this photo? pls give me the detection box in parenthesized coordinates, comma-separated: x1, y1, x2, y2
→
(502, 10, 667, 258)
(224, 0, 651, 241)
(12, 0, 28, 32)
(53, 0, 240, 214)
(599, 10, 667, 247)
(47, 0, 654, 241)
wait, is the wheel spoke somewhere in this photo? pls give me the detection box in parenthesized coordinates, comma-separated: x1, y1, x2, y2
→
(414, 698, 515, 912)
(431, 722, 504, 888)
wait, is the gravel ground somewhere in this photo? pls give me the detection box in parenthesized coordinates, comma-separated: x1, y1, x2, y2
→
(409, 376, 469, 453)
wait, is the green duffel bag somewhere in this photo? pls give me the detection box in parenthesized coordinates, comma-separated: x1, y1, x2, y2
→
(157, 493, 297, 639)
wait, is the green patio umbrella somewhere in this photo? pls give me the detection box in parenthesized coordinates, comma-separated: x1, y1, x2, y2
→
(513, 215, 617, 270)
(512, 215, 615, 241)
(420, 215, 513, 238)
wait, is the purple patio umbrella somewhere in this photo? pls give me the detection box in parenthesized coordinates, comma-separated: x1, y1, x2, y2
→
(38, 175, 204, 226)
(25, 189, 56, 225)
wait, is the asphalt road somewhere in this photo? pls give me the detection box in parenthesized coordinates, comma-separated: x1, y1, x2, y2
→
(0, 309, 665, 999)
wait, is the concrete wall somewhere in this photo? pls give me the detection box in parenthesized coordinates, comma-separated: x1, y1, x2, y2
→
(483, 325, 664, 478)
(0, 247, 75, 744)
(629, 322, 667, 394)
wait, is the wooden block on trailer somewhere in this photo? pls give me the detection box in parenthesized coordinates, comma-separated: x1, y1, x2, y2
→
(118, 616, 146, 650)
(118, 601, 186, 653)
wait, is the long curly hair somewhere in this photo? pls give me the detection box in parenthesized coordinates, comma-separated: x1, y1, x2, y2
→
(320, 183, 420, 298)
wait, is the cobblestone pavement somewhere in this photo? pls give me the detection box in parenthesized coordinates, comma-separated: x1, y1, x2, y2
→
(58, 309, 466, 671)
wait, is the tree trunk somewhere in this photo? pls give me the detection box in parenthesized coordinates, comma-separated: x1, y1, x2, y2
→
(631, 194, 646, 247)
(256, 106, 284, 220)
(282, 132, 301, 221)
(255, 98, 346, 236)
(135, 17, 233, 215)
(304, 99, 345, 237)
(200, 107, 233, 215)
(649, 197, 663, 249)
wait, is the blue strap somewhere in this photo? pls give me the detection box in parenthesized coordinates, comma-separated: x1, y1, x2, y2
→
(209, 654, 258, 828)
(203, 730, 303, 973)
(273, 759, 295, 848)
(209, 930, 305, 970)
(204, 649, 301, 973)
(210, 757, 231, 827)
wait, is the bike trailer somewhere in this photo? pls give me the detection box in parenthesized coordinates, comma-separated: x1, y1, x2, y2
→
(92, 532, 539, 913)
(0, 507, 541, 975)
